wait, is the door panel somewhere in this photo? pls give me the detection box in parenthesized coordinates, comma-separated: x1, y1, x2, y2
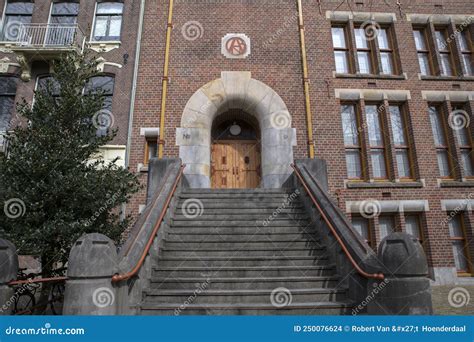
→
(212, 141, 260, 189)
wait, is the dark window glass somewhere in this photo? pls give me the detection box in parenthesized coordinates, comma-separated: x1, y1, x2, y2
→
(1, 1, 34, 41)
(0, 77, 18, 133)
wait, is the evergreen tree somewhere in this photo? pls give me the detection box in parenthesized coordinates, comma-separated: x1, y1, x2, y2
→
(0, 53, 140, 286)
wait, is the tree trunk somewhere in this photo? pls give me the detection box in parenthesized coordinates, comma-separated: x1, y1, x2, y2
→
(33, 255, 53, 315)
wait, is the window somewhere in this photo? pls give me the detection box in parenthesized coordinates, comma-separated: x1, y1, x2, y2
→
(341, 104, 363, 179)
(332, 23, 399, 76)
(413, 29, 432, 75)
(378, 216, 395, 241)
(414, 25, 468, 77)
(355, 27, 372, 74)
(85, 76, 115, 136)
(92, 2, 124, 41)
(352, 216, 372, 247)
(448, 214, 472, 274)
(144, 138, 158, 165)
(1, 1, 34, 41)
(50, 2, 79, 24)
(37, 75, 61, 102)
(429, 105, 453, 178)
(405, 215, 423, 243)
(390, 105, 413, 179)
(434, 28, 454, 76)
(377, 28, 394, 75)
(366, 105, 388, 179)
(458, 29, 473, 76)
(452, 104, 473, 178)
(332, 27, 350, 73)
(0, 77, 18, 135)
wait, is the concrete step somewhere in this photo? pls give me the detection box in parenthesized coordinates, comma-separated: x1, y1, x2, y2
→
(152, 265, 336, 278)
(177, 200, 304, 208)
(140, 301, 354, 315)
(163, 240, 323, 250)
(155, 256, 331, 267)
(160, 247, 327, 258)
(148, 276, 341, 291)
(181, 189, 292, 194)
(143, 288, 347, 304)
(174, 208, 306, 215)
(170, 219, 312, 226)
(167, 226, 317, 235)
(165, 232, 321, 242)
(172, 213, 310, 221)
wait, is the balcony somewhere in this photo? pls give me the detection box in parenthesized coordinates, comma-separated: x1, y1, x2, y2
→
(3, 24, 86, 81)
(11, 23, 85, 52)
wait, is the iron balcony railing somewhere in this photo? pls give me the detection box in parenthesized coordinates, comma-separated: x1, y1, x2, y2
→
(12, 23, 85, 51)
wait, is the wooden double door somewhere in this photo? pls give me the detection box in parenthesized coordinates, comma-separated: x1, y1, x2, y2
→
(211, 140, 261, 189)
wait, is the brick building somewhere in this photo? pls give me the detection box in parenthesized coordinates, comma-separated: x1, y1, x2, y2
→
(1, 0, 473, 286)
(0, 0, 142, 165)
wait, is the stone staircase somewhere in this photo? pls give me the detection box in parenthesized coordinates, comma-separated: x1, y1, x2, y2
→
(140, 189, 354, 315)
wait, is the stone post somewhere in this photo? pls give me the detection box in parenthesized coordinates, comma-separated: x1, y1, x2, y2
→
(368, 232, 433, 315)
(0, 239, 18, 315)
(63, 233, 118, 315)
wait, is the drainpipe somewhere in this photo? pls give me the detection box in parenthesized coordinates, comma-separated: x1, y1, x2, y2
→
(158, 0, 175, 158)
(297, 0, 315, 158)
(125, 0, 146, 168)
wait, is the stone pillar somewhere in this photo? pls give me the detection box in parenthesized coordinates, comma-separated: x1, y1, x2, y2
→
(0, 239, 18, 315)
(63, 233, 118, 315)
(368, 232, 433, 315)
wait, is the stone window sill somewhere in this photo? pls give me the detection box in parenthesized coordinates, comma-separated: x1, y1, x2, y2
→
(345, 181, 424, 189)
(419, 75, 474, 81)
(138, 165, 149, 173)
(87, 41, 121, 53)
(439, 180, 474, 188)
(334, 73, 407, 80)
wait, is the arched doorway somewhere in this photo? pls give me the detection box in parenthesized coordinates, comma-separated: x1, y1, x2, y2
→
(211, 110, 261, 188)
(177, 71, 296, 188)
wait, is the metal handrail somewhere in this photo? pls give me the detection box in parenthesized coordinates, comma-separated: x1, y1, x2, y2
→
(112, 164, 186, 282)
(9, 277, 68, 286)
(291, 163, 384, 280)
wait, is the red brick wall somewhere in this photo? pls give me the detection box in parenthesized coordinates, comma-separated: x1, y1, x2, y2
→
(128, 0, 474, 272)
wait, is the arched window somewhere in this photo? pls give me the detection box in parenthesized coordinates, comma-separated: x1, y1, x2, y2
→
(1, 1, 34, 41)
(92, 2, 124, 41)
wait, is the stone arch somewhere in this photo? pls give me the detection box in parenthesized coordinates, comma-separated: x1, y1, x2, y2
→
(176, 71, 296, 188)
